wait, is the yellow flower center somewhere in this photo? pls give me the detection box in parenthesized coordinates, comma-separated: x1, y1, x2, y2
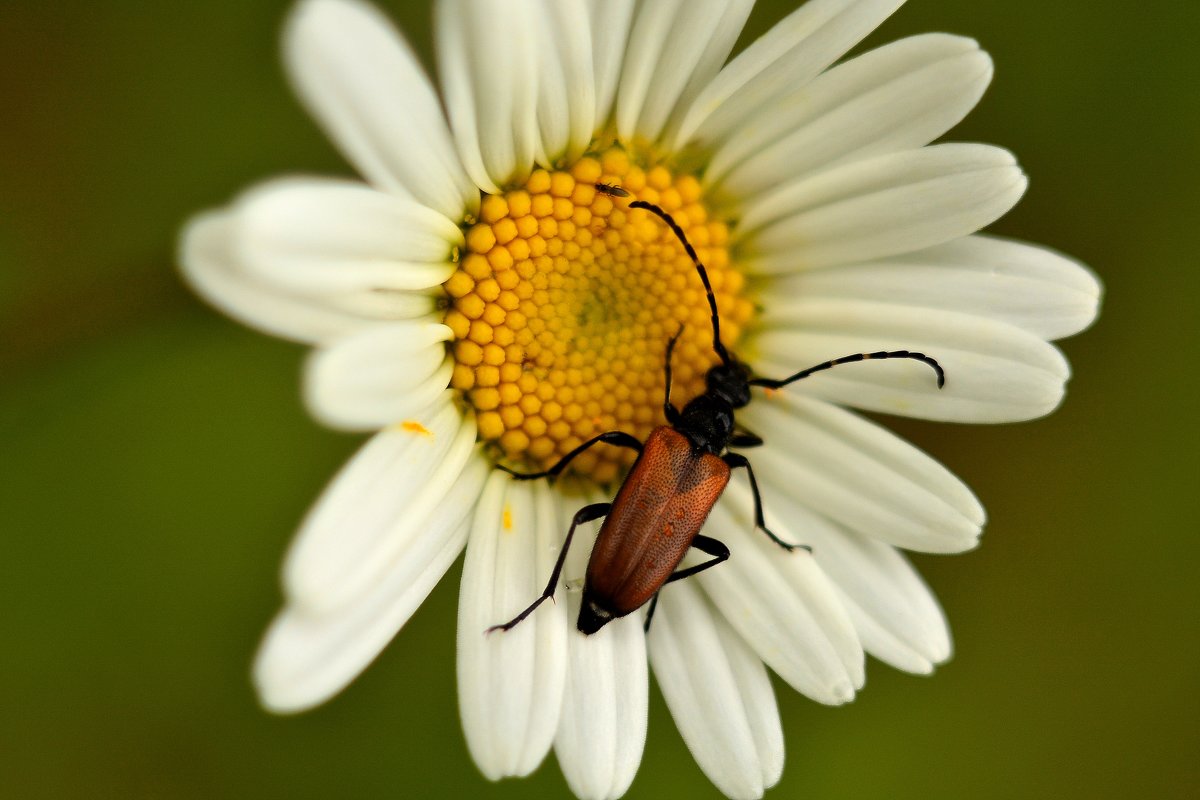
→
(443, 147, 752, 484)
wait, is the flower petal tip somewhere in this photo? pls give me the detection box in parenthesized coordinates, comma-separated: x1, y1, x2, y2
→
(831, 681, 857, 706)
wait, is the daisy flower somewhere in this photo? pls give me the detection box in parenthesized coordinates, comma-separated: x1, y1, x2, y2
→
(179, 0, 1101, 797)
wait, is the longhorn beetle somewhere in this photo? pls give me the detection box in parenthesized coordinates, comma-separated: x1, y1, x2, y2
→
(489, 183, 945, 636)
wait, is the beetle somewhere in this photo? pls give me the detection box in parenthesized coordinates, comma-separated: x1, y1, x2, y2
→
(488, 185, 945, 636)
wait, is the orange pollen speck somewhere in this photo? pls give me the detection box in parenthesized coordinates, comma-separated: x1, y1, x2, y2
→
(442, 147, 753, 484)
(400, 420, 433, 436)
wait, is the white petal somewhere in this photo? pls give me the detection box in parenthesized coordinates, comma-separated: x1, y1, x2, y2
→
(741, 393, 984, 553)
(555, 487, 648, 800)
(750, 298, 1072, 422)
(648, 581, 783, 799)
(648, 0, 757, 146)
(535, 0, 596, 165)
(698, 492, 862, 705)
(254, 517, 470, 713)
(710, 34, 992, 198)
(771, 235, 1102, 341)
(672, 0, 905, 149)
(841, 577, 952, 675)
(282, 397, 470, 611)
(737, 144, 1028, 269)
(253, 455, 488, 713)
(616, 0, 752, 144)
(234, 177, 461, 294)
(734, 477, 954, 671)
(613, 0, 681, 143)
(588, 0, 636, 129)
(283, 0, 476, 219)
(457, 474, 569, 779)
(437, 0, 539, 192)
(304, 321, 453, 431)
(320, 287, 436, 321)
(179, 211, 373, 343)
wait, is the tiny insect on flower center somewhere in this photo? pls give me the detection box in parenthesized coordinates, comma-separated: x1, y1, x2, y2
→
(443, 147, 753, 484)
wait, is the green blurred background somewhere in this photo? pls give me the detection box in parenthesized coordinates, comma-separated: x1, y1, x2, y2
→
(2, 1, 1196, 797)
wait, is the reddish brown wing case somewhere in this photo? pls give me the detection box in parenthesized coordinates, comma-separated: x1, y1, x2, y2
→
(584, 427, 730, 617)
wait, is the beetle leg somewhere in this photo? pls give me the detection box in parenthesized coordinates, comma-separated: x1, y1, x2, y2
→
(722, 453, 811, 553)
(643, 593, 660, 633)
(663, 325, 684, 426)
(664, 534, 731, 585)
(729, 428, 763, 448)
(487, 502, 611, 634)
(498, 432, 643, 481)
(644, 536, 732, 634)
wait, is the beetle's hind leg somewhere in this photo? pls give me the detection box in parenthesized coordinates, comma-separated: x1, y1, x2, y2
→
(643, 535, 732, 633)
(664, 534, 731, 585)
(723, 453, 811, 553)
(643, 593, 660, 633)
(487, 502, 611, 634)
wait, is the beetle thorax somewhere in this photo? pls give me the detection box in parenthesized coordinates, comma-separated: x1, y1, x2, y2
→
(677, 394, 735, 456)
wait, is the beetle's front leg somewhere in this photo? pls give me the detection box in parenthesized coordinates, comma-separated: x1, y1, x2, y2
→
(662, 324, 685, 426)
(498, 432, 642, 481)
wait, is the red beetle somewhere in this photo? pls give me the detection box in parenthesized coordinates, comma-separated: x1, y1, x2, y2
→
(490, 188, 945, 635)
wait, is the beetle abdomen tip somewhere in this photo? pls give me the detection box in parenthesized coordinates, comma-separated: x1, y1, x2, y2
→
(576, 598, 614, 635)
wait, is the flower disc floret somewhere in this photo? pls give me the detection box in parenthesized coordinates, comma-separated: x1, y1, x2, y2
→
(444, 149, 752, 484)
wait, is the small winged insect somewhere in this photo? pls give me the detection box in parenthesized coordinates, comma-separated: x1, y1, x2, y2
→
(489, 183, 945, 636)
(593, 181, 630, 198)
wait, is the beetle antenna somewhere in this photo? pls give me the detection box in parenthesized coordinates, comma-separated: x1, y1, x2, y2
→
(750, 350, 946, 390)
(626, 198, 732, 368)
